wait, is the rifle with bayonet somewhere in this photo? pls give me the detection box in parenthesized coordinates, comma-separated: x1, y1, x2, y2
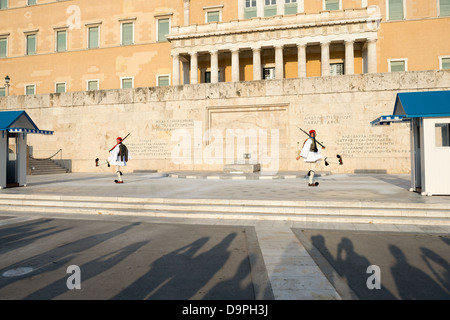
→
(296, 126, 325, 148)
(95, 133, 131, 167)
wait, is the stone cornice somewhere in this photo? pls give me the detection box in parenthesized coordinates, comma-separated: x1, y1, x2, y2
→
(167, 8, 382, 41)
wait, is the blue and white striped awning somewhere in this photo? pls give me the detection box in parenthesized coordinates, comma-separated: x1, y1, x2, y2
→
(0, 111, 53, 135)
(371, 91, 450, 126)
(370, 115, 409, 126)
(6, 128, 53, 135)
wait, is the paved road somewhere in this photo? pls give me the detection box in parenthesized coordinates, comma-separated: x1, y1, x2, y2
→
(1, 212, 449, 301)
(0, 216, 271, 300)
(298, 229, 450, 300)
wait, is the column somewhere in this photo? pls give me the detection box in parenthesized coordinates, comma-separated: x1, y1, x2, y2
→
(257, 0, 264, 17)
(238, 0, 244, 20)
(190, 52, 198, 84)
(275, 45, 284, 80)
(172, 53, 180, 86)
(183, 0, 190, 26)
(367, 38, 377, 73)
(321, 41, 330, 76)
(344, 40, 355, 75)
(231, 49, 240, 82)
(210, 50, 219, 83)
(277, 0, 284, 15)
(297, 43, 307, 78)
(252, 47, 262, 81)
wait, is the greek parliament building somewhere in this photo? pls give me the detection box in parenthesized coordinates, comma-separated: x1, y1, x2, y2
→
(0, 0, 450, 174)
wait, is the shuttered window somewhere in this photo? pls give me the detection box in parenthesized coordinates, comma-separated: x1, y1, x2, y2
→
(88, 26, 99, 49)
(440, 0, 450, 16)
(28, 0, 36, 5)
(121, 78, 133, 89)
(390, 60, 406, 72)
(442, 58, 450, 70)
(0, 0, 7, 10)
(158, 75, 170, 86)
(388, 0, 404, 20)
(26, 85, 35, 95)
(245, 0, 257, 19)
(0, 87, 5, 96)
(285, 0, 297, 15)
(158, 19, 170, 42)
(207, 11, 220, 23)
(87, 80, 99, 91)
(264, 0, 277, 17)
(26, 34, 36, 55)
(55, 83, 66, 93)
(121, 22, 133, 45)
(56, 30, 66, 52)
(325, 0, 340, 11)
(0, 38, 6, 58)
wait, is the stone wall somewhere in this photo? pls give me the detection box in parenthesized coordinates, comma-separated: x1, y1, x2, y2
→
(1, 70, 449, 174)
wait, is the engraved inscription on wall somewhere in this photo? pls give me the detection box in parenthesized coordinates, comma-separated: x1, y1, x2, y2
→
(127, 140, 170, 158)
(336, 134, 409, 158)
(126, 120, 195, 158)
(154, 119, 194, 131)
(303, 113, 352, 125)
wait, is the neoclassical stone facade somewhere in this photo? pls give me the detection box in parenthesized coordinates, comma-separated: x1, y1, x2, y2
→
(1, 70, 449, 175)
(169, 8, 381, 85)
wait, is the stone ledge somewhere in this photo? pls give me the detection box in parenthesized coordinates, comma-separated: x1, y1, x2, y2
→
(223, 163, 261, 173)
(166, 171, 331, 180)
(1, 70, 448, 109)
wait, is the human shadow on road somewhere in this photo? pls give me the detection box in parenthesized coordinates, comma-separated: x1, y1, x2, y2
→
(112, 233, 238, 300)
(202, 255, 254, 300)
(390, 244, 450, 300)
(23, 240, 150, 299)
(420, 238, 450, 296)
(310, 235, 396, 300)
(0, 219, 70, 255)
(0, 223, 138, 291)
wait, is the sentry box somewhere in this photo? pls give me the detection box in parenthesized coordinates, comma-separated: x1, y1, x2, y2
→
(371, 91, 450, 196)
(0, 111, 53, 189)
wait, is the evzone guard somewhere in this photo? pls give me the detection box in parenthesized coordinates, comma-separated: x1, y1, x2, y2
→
(95, 135, 131, 184)
(296, 129, 343, 187)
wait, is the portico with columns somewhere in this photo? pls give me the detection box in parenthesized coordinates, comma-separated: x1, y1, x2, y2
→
(168, 8, 381, 85)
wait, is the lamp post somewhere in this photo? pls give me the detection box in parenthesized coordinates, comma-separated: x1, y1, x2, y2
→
(4, 75, 10, 96)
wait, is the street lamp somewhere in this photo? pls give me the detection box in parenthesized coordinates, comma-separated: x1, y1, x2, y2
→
(4, 75, 10, 96)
